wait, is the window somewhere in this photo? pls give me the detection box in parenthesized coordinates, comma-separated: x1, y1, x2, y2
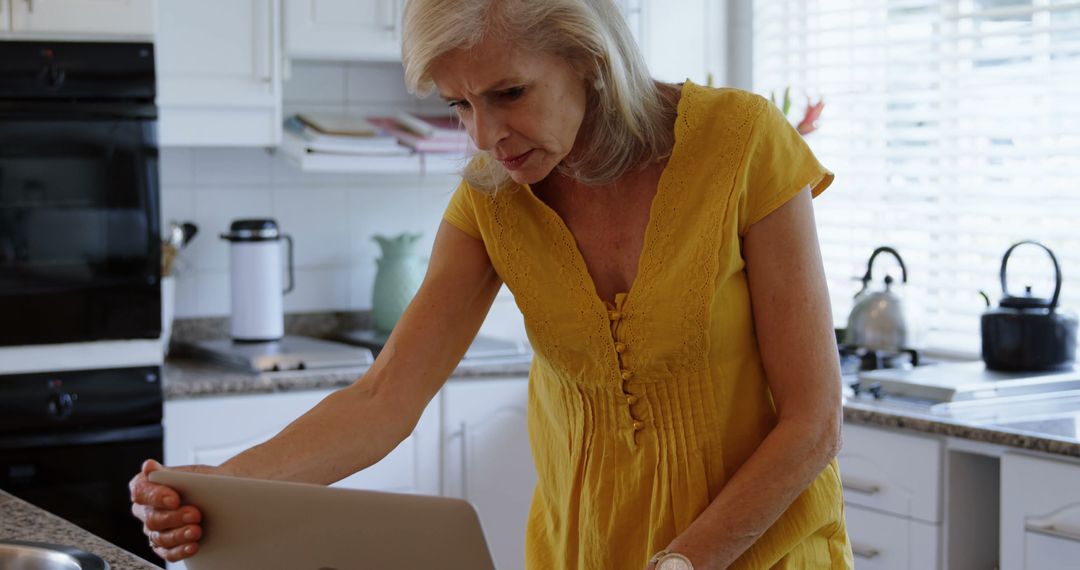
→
(753, 0, 1080, 354)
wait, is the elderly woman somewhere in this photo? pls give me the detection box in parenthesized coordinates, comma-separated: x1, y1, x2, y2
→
(130, 0, 852, 568)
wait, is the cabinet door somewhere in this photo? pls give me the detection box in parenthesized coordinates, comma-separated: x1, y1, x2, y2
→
(442, 378, 534, 570)
(845, 504, 940, 570)
(164, 389, 440, 495)
(156, 0, 282, 146)
(1001, 452, 1080, 570)
(9, 0, 153, 36)
(838, 423, 942, 522)
(284, 0, 402, 61)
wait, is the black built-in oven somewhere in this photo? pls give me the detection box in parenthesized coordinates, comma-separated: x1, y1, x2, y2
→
(0, 41, 161, 346)
(0, 41, 164, 566)
(0, 365, 164, 565)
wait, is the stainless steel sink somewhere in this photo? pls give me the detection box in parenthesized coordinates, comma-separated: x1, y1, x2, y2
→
(0, 540, 109, 570)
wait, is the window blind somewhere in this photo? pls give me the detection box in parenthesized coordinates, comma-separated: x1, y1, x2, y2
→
(752, 0, 1080, 354)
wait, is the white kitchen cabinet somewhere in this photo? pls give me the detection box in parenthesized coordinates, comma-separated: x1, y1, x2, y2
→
(156, 0, 282, 146)
(284, 0, 404, 61)
(442, 377, 535, 570)
(838, 423, 943, 568)
(839, 423, 943, 522)
(164, 389, 441, 495)
(1001, 452, 1080, 570)
(845, 504, 940, 570)
(0, 1, 10, 32)
(5, 0, 153, 37)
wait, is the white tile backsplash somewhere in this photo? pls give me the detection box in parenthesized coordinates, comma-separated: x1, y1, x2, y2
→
(273, 186, 350, 267)
(192, 148, 275, 188)
(282, 63, 348, 104)
(194, 270, 231, 317)
(345, 63, 412, 103)
(161, 62, 526, 343)
(159, 148, 194, 187)
(283, 267, 353, 313)
(189, 188, 275, 271)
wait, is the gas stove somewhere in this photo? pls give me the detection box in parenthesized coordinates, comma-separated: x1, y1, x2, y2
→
(854, 361, 1080, 405)
(839, 344, 921, 377)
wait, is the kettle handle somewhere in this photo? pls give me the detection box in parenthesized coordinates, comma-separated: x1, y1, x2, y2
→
(283, 234, 295, 295)
(857, 247, 908, 297)
(1000, 240, 1061, 311)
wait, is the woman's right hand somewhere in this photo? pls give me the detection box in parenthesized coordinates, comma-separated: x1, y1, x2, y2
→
(128, 459, 219, 563)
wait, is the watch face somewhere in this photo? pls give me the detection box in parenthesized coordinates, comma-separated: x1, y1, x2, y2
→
(658, 557, 693, 570)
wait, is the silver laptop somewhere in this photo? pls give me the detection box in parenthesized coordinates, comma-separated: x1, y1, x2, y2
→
(149, 470, 496, 570)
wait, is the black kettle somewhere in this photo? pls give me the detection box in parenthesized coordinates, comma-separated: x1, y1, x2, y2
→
(981, 241, 1077, 372)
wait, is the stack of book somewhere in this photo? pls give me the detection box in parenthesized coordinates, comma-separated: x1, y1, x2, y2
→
(282, 114, 412, 157)
(368, 112, 471, 154)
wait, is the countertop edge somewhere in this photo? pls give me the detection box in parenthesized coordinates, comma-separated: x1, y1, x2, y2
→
(0, 489, 158, 570)
(843, 401, 1080, 458)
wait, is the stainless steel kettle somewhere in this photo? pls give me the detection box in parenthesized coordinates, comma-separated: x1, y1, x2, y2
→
(845, 247, 911, 351)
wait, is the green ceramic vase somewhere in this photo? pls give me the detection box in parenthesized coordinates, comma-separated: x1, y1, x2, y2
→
(372, 232, 425, 333)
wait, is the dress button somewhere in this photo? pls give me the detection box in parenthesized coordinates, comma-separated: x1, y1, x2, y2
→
(626, 395, 638, 405)
(632, 420, 644, 431)
(614, 342, 627, 354)
(609, 311, 623, 321)
(620, 370, 633, 381)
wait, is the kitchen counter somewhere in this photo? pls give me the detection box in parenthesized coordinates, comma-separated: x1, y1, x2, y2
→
(843, 390, 1080, 458)
(0, 488, 158, 570)
(165, 356, 1080, 457)
(163, 355, 534, 399)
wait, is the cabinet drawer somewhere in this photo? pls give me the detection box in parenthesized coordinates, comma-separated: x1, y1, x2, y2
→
(165, 389, 439, 494)
(845, 504, 940, 570)
(839, 423, 942, 522)
(1001, 452, 1080, 570)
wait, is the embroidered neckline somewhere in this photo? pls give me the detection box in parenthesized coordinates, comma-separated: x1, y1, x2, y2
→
(519, 80, 696, 318)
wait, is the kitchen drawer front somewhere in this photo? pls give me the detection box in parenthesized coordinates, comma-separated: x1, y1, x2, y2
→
(845, 504, 940, 570)
(1001, 452, 1080, 570)
(164, 389, 439, 494)
(839, 423, 942, 522)
(1024, 528, 1080, 569)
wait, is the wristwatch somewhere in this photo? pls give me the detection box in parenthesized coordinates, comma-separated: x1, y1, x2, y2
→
(648, 550, 694, 570)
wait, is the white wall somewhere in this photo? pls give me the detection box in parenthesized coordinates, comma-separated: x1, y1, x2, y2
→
(160, 61, 526, 343)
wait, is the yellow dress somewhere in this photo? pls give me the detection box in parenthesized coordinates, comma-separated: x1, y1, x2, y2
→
(443, 81, 853, 569)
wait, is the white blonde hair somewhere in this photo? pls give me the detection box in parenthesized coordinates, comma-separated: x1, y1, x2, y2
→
(402, 0, 676, 192)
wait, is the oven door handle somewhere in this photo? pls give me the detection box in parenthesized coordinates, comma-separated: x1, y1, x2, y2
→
(0, 100, 157, 121)
(0, 423, 163, 450)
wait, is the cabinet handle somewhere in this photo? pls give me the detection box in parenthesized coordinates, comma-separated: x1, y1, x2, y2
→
(24, 0, 32, 14)
(254, 0, 273, 83)
(1026, 522, 1080, 543)
(842, 478, 882, 495)
(852, 543, 881, 559)
(380, 0, 396, 31)
(459, 420, 468, 498)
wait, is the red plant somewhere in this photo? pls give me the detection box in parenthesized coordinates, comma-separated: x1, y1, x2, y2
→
(796, 98, 825, 136)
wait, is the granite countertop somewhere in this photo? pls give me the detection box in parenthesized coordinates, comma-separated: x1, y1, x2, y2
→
(163, 355, 534, 399)
(0, 489, 158, 570)
(843, 390, 1080, 458)
(165, 356, 1080, 457)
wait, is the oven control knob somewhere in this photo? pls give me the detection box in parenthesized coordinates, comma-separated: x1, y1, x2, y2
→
(38, 63, 66, 89)
(47, 391, 75, 419)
